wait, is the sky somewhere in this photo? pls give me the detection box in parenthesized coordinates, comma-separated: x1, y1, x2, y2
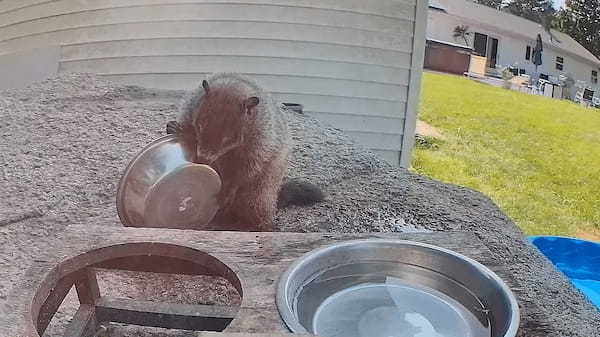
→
(502, 0, 565, 9)
(553, 0, 565, 8)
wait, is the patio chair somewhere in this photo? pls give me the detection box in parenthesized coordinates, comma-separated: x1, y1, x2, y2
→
(526, 79, 547, 95)
(574, 90, 584, 103)
(573, 81, 590, 104)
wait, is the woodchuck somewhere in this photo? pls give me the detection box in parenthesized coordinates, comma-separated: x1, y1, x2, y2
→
(166, 73, 323, 231)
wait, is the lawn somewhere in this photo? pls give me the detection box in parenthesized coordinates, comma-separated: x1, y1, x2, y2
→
(412, 72, 600, 237)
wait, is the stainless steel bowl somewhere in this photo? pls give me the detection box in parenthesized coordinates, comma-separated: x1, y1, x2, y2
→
(116, 135, 221, 229)
(276, 240, 519, 337)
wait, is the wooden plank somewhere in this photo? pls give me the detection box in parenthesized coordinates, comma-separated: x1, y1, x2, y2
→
(95, 296, 237, 331)
(64, 304, 97, 337)
(36, 273, 76, 335)
(196, 332, 315, 337)
(74, 268, 100, 305)
(96, 317, 302, 336)
(38, 267, 101, 335)
(218, 232, 498, 312)
(1, 227, 549, 337)
(107, 324, 308, 337)
(226, 307, 289, 334)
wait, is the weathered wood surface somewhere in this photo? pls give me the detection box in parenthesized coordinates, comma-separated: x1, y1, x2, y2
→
(63, 305, 96, 337)
(0, 225, 547, 337)
(95, 297, 237, 331)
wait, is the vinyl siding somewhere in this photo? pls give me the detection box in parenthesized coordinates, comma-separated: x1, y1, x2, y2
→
(0, 0, 426, 166)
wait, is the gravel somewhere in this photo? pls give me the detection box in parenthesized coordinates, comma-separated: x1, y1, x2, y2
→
(1, 73, 599, 336)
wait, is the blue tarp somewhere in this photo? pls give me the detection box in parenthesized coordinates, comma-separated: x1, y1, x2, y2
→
(529, 236, 600, 309)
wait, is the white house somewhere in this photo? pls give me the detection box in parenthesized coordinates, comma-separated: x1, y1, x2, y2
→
(0, 0, 428, 167)
(427, 0, 600, 97)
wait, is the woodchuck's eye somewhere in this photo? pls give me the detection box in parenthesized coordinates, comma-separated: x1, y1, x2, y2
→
(244, 97, 259, 114)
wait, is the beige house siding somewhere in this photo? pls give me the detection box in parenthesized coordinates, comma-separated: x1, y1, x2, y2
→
(0, 45, 60, 90)
(0, 0, 427, 167)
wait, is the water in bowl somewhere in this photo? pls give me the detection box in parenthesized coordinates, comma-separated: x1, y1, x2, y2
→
(296, 263, 491, 337)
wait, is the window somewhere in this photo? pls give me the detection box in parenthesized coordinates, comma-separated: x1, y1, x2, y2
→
(540, 73, 549, 80)
(489, 37, 499, 68)
(519, 69, 526, 75)
(556, 56, 564, 71)
(473, 33, 488, 57)
(592, 70, 598, 84)
(526, 46, 532, 60)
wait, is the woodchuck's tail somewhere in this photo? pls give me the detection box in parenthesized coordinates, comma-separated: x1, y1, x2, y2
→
(277, 179, 325, 209)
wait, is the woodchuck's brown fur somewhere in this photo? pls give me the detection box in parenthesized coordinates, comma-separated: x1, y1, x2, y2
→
(167, 73, 322, 231)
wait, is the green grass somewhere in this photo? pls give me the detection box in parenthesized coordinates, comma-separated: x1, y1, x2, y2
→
(411, 72, 600, 236)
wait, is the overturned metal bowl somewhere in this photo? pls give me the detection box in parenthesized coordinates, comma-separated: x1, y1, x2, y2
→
(116, 135, 221, 229)
(276, 240, 519, 337)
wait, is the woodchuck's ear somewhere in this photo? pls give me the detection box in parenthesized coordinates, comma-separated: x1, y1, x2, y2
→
(202, 80, 210, 93)
(244, 97, 260, 114)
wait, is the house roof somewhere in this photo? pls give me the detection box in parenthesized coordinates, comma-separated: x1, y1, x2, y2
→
(428, 38, 473, 50)
(431, 0, 600, 66)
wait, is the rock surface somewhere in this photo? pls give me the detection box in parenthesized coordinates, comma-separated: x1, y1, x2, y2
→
(0, 74, 599, 336)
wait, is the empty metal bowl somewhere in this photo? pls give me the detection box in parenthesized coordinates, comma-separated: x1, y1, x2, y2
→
(116, 135, 222, 229)
(276, 239, 519, 337)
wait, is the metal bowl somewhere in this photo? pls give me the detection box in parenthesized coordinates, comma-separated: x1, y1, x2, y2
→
(276, 240, 519, 337)
(116, 135, 222, 229)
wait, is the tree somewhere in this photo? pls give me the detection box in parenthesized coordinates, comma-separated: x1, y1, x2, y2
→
(539, 2, 558, 42)
(505, 0, 554, 23)
(505, 0, 559, 41)
(453, 25, 471, 46)
(555, 0, 600, 59)
(474, 0, 504, 9)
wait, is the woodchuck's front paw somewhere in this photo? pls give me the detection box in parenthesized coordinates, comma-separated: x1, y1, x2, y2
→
(166, 120, 182, 135)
